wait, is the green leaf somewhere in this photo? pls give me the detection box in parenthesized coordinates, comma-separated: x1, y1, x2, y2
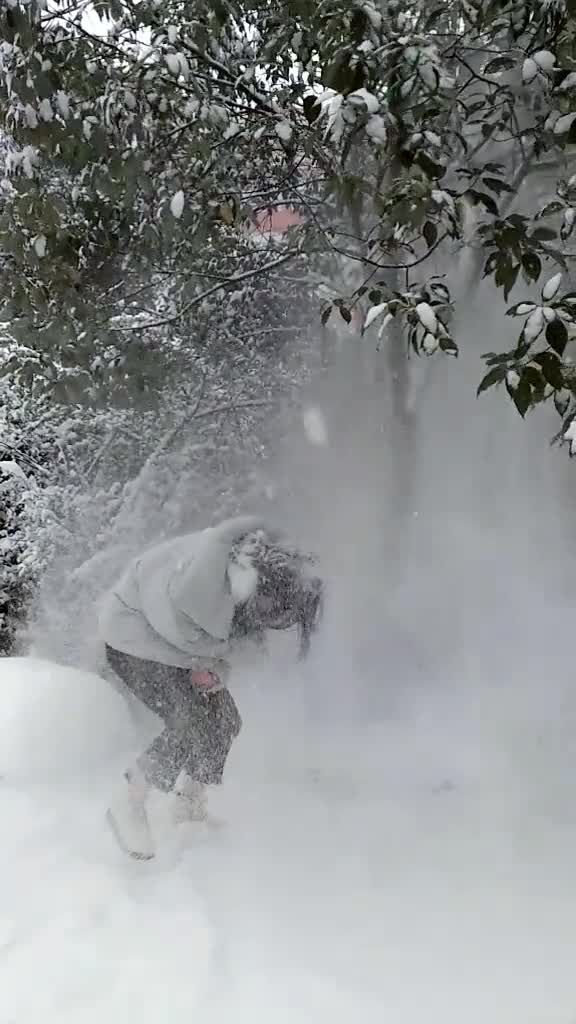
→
(521, 251, 542, 283)
(507, 302, 536, 316)
(467, 189, 499, 216)
(477, 365, 506, 395)
(482, 177, 514, 195)
(554, 391, 570, 416)
(504, 263, 519, 301)
(339, 305, 352, 323)
(533, 351, 564, 388)
(483, 253, 499, 278)
(322, 54, 365, 94)
(303, 94, 321, 124)
(538, 201, 564, 218)
(522, 365, 544, 390)
(507, 376, 532, 417)
(423, 220, 438, 248)
(482, 351, 511, 366)
(483, 56, 517, 74)
(494, 255, 518, 299)
(531, 226, 557, 242)
(439, 336, 458, 355)
(415, 152, 445, 180)
(424, 6, 446, 30)
(546, 317, 569, 355)
(514, 336, 533, 360)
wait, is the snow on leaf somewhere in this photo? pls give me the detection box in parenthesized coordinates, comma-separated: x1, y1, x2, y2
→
(170, 190, 185, 219)
(363, 3, 382, 30)
(167, 25, 178, 44)
(178, 54, 190, 81)
(522, 57, 539, 84)
(506, 370, 520, 390)
(558, 71, 576, 91)
(544, 110, 560, 131)
(523, 307, 545, 342)
(24, 104, 37, 129)
(424, 130, 441, 147)
(275, 121, 292, 143)
(365, 114, 387, 143)
(418, 61, 438, 90)
(165, 53, 181, 76)
(38, 98, 53, 122)
(56, 91, 70, 119)
(565, 419, 576, 455)
(377, 313, 394, 338)
(33, 235, 47, 258)
(364, 302, 388, 330)
(422, 333, 439, 354)
(561, 208, 576, 240)
(554, 113, 576, 134)
(533, 50, 556, 73)
(0, 460, 26, 482)
(542, 305, 557, 322)
(348, 88, 379, 113)
(415, 302, 437, 334)
(21, 146, 38, 179)
(431, 189, 455, 214)
(513, 303, 537, 316)
(542, 272, 562, 301)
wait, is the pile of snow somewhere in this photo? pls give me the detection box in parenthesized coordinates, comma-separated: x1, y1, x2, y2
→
(0, 838, 215, 1023)
(0, 657, 215, 1023)
(2, 654, 576, 1022)
(0, 657, 138, 782)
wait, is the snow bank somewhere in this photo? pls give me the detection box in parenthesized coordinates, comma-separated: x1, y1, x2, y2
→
(0, 657, 137, 781)
(0, 785, 215, 1023)
(0, 658, 215, 1023)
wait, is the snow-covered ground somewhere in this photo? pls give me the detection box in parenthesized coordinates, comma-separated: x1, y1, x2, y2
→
(2, 615, 576, 1024)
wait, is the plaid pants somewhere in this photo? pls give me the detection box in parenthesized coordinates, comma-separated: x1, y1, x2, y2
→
(106, 645, 242, 790)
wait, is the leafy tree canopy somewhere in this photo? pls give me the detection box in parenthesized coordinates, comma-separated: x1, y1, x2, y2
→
(1, 0, 576, 445)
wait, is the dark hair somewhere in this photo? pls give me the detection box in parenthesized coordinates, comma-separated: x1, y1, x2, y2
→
(230, 553, 323, 659)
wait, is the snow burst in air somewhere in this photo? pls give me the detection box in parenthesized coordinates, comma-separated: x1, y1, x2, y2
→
(302, 406, 329, 447)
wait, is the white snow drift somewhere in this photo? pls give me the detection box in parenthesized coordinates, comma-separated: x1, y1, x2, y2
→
(2, 653, 576, 1022)
(0, 657, 137, 782)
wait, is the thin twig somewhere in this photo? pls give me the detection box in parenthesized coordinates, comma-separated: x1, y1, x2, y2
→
(107, 251, 299, 332)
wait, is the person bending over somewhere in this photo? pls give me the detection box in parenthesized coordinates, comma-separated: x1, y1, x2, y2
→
(99, 516, 323, 859)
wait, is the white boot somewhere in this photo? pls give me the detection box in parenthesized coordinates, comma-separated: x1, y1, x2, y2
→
(172, 770, 209, 826)
(106, 766, 155, 861)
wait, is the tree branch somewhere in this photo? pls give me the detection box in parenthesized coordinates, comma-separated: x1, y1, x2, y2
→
(108, 251, 299, 332)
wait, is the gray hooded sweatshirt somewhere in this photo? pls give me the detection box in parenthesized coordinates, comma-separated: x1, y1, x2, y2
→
(99, 516, 267, 674)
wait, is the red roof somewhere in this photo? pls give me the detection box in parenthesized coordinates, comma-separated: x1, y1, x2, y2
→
(250, 207, 305, 236)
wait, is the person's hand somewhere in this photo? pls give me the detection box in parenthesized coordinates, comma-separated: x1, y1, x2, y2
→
(190, 668, 221, 690)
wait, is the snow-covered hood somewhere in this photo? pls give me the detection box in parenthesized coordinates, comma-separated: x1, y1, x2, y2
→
(100, 516, 273, 665)
(135, 516, 268, 644)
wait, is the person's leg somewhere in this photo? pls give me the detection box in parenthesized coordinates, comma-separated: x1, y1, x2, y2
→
(105, 646, 243, 846)
(167, 685, 241, 785)
(105, 646, 193, 856)
(106, 644, 192, 791)
(170, 687, 242, 825)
